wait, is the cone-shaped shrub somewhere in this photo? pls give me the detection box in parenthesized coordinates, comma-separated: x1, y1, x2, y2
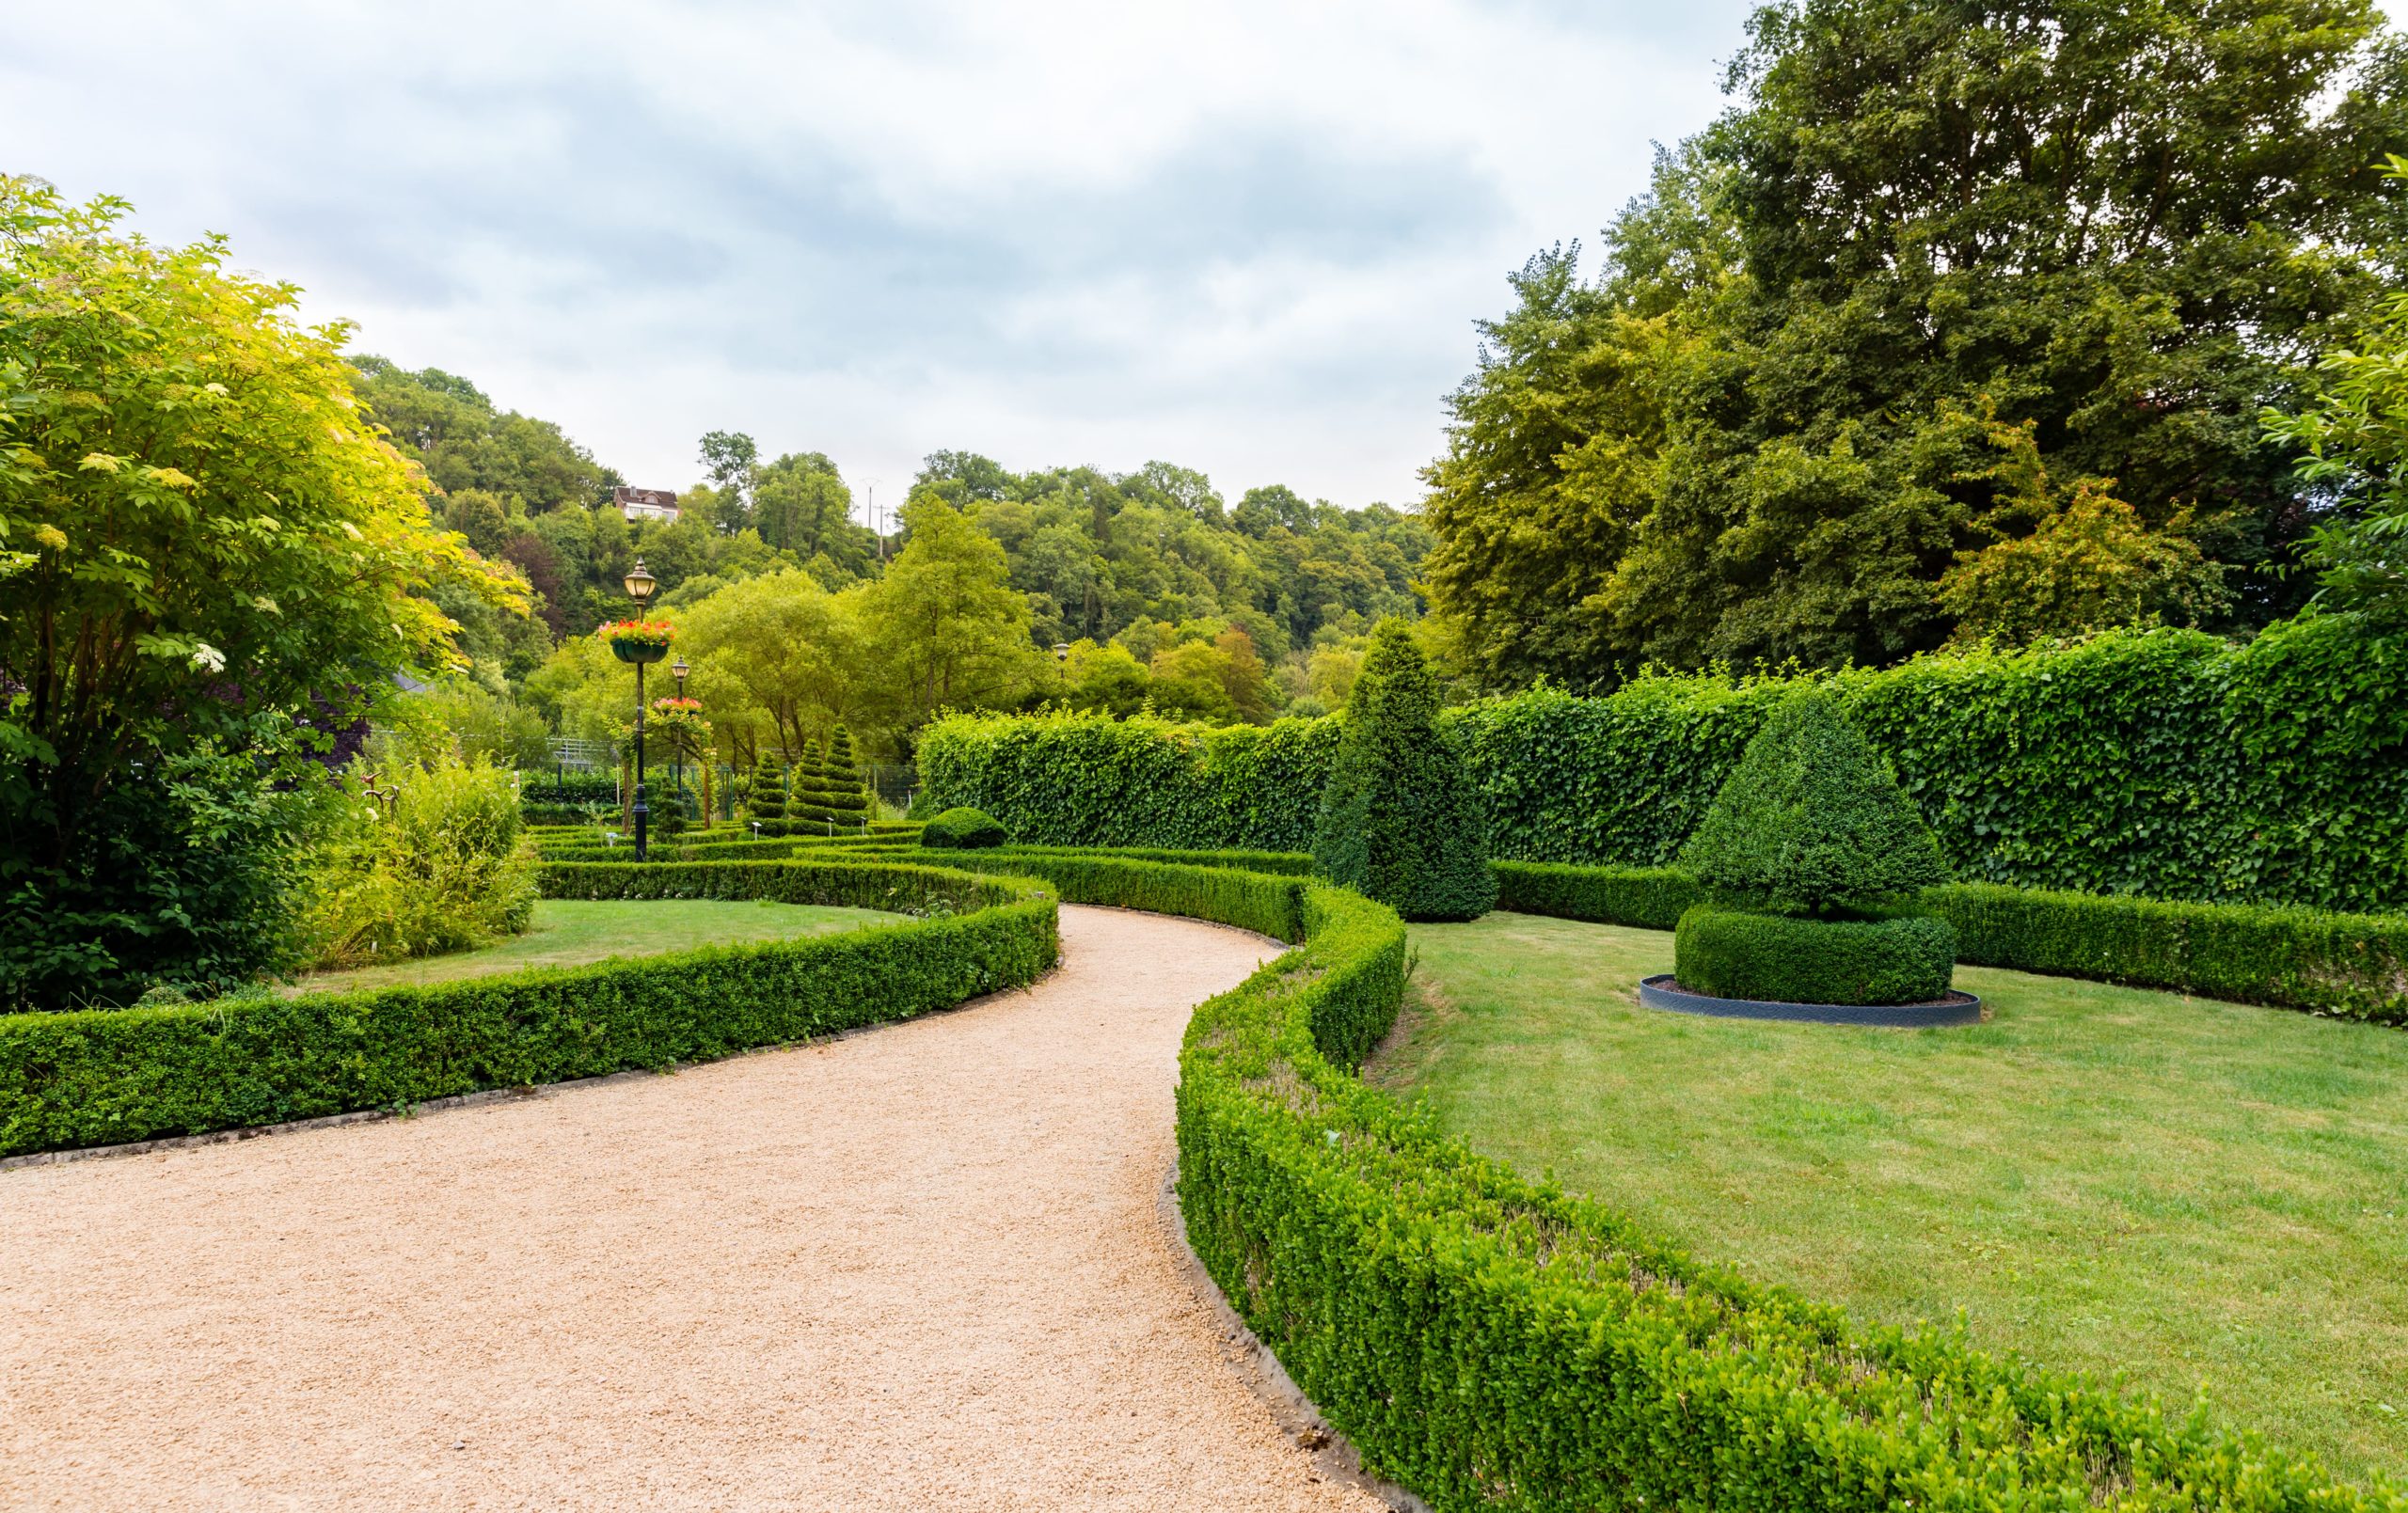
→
(1310, 618, 1497, 922)
(1680, 688, 1946, 917)
(744, 752, 785, 821)
(822, 724, 871, 827)
(787, 740, 832, 824)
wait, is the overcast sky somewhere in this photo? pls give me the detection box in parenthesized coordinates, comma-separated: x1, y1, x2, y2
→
(5, 0, 1755, 518)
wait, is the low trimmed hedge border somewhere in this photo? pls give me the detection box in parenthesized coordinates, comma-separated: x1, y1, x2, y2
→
(0, 859, 1057, 1158)
(1496, 862, 2408, 1026)
(1022, 858, 2408, 1510)
(533, 832, 922, 864)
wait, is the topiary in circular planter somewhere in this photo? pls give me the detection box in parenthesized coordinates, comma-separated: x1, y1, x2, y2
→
(1657, 688, 1978, 1026)
(1650, 905, 1982, 1026)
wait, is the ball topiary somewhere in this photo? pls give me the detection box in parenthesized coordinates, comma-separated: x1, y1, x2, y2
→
(1310, 618, 1497, 922)
(1674, 905, 1956, 1005)
(921, 806, 1008, 849)
(1679, 688, 1946, 918)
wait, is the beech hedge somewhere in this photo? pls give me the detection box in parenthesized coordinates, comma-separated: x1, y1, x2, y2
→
(0, 859, 1056, 1158)
(921, 619, 2408, 912)
(991, 857, 2406, 1510)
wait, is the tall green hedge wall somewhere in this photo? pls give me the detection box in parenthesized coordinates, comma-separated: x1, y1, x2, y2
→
(919, 618, 2408, 912)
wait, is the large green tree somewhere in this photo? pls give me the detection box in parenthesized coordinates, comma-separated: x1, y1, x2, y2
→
(2263, 155, 2408, 628)
(865, 496, 1040, 737)
(1, 178, 522, 1002)
(1425, 0, 2408, 688)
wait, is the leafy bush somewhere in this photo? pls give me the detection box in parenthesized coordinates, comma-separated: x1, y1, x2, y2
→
(1310, 619, 1496, 922)
(921, 807, 1008, 849)
(303, 753, 537, 969)
(0, 746, 318, 1011)
(1674, 905, 1956, 1005)
(923, 621, 2408, 912)
(0, 859, 1056, 1157)
(1681, 689, 1946, 916)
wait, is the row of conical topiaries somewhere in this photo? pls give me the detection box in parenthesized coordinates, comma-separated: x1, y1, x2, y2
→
(740, 724, 873, 831)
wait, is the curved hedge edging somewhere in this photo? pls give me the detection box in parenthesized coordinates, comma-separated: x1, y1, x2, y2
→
(0, 859, 1056, 1158)
(1002, 858, 2406, 1511)
(532, 832, 923, 864)
(1495, 861, 2408, 1026)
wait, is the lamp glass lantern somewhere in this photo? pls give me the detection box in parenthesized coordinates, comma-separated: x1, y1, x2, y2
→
(624, 557, 657, 607)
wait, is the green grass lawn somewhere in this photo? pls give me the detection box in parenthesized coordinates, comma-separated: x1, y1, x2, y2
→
(1377, 911, 2408, 1484)
(292, 899, 900, 995)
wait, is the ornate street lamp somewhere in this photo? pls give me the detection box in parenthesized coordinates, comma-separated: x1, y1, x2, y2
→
(619, 557, 660, 860)
(670, 654, 691, 815)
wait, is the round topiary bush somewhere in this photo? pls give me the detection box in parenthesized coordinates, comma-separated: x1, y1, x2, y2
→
(1310, 618, 1497, 922)
(1674, 905, 1956, 1005)
(921, 806, 1008, 849)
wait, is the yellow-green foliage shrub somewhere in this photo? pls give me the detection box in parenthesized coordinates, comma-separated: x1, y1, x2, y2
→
(306, 752, 537, 969)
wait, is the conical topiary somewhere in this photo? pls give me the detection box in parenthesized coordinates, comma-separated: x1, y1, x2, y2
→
(1680, 688, 1947, 917)
(744, 751, 786, 822)
(786, 740, 832, 824)
(1310, 618, 1497, 922)
(821, 724, 870, 829)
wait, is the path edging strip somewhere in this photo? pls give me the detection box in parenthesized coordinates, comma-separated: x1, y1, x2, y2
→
(1157, 1163, 1433, 1513)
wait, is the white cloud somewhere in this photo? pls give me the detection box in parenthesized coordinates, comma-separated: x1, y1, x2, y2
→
(2, 0, 1751, 508)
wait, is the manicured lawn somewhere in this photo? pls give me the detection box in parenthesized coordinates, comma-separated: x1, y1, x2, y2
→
(292, 899, 900, 995)
(1378, 911, 2408, 1483)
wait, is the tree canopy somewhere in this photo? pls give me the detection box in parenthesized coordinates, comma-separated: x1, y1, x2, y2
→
(1424, 0, 2408, 689)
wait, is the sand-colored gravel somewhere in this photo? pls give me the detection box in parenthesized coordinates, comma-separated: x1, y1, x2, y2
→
(0, 906, 1383, 1512)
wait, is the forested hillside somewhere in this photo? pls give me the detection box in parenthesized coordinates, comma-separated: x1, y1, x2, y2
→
(350, 360, 1432, 757)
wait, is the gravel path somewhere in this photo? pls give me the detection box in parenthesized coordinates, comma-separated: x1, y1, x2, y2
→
(1, 906, 1382, 1512)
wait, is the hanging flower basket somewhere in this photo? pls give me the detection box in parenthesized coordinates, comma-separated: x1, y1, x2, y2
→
(649, 698, 711, 749)
(605, 620, 674, 664)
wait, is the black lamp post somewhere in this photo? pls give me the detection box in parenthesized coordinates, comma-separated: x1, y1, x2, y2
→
(670, 654, 690, 819)
(623, 557, 658, 860)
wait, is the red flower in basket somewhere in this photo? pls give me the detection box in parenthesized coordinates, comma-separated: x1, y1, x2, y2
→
(605, 620, 674, 664)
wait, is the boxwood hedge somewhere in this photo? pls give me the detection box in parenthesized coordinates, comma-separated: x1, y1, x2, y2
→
(0, 859, 1056, 1158)
(1673, 905, 1957, 1005)
(1006, 858, 2408, 1511)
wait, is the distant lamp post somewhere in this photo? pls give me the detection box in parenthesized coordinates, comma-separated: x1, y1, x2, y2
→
(614, 557, 662, 861)
(670, 654, 691, 816)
